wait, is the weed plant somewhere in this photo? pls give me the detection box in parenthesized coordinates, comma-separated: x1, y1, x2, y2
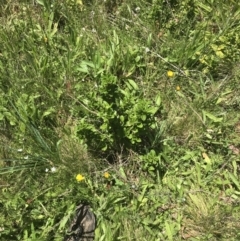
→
(1, 0, 240, 240)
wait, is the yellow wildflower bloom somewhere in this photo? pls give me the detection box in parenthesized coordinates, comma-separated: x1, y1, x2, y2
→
(76, 174, 85, 182)
(176, 85, 181, 91)
(103, 172, 110, 179)
(167, 70, 174, 77)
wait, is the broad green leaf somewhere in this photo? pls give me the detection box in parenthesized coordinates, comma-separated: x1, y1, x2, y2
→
(148, 107, 159, 114)
(216, 97, 224, 105)
(135, 55, 141, 62)
(141, 115, 146, 121)
(228, 173, 240, 190)
(128, 79, 138, 90)
(165, 221, 173, 241)
(77, 61, 95, 73)
(155, 95, 161, 106)
(77, 66, 89, 73)
(119, 89, 127, 96)
(119, 115, 124, 122)
(0, 113, 4, 120)
(202, 152, 211, 165)
(42, 107, 55, 118)
(119, 166, 127, 179)
(216, 50, 225, 58)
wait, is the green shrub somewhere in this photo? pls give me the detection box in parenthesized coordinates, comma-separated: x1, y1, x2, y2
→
(76, 74, 161, 158)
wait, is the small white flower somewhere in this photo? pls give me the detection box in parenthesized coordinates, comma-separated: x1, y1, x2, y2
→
(92, 28, 96, 33)
(207, 129, 214, 133)
(24, 156, 29, 160)
(17, 148, 23, 152)
(145, 47, 150, 53)
(51, 167, 57, 173)
(45, 168, 49, 173)
(135, 7, 140, 12)
(82, 27, 86, 31)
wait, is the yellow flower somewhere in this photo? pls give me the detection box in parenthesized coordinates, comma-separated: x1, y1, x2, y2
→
(43, 36, 48, 43)
(167, 70, 174, 77)
(76, 174, 85, 182)
(176, 85, 181, 91)
(103, 172, 110, 179)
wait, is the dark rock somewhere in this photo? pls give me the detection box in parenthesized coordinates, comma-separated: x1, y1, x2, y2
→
(63, 204, 96, 241)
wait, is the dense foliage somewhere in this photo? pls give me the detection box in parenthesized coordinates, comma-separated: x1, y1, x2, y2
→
(1, 0, 240, 240)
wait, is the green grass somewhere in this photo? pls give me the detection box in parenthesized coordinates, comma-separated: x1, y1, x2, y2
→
(1, 0, 240, 240)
